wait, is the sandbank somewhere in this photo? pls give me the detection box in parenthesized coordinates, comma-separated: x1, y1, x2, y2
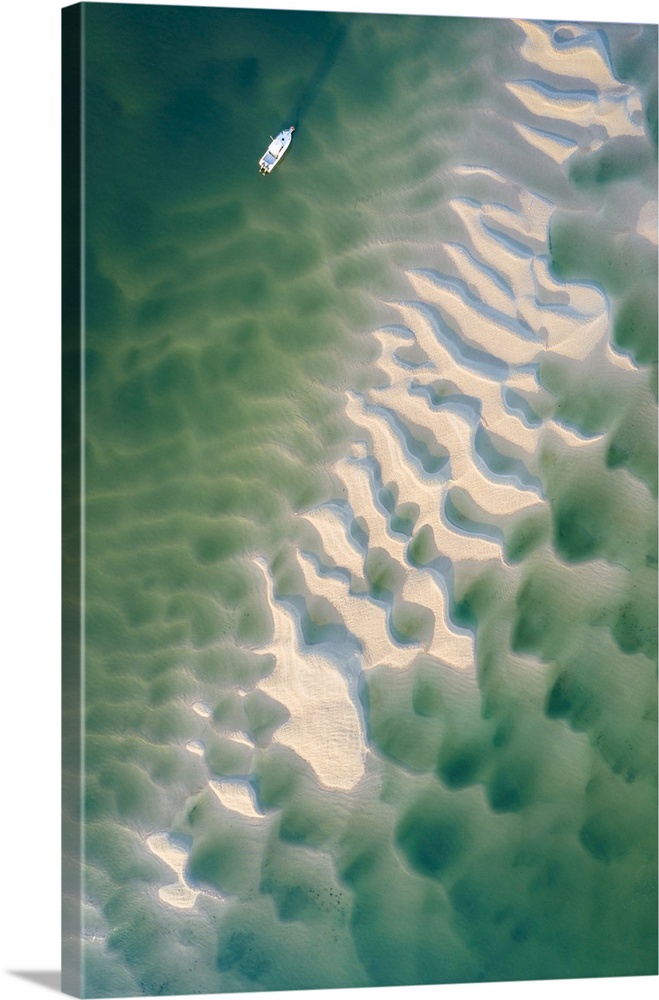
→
(294, 548, 422, 670)
(371, 323, 540, 463)
(513, 122, 578, 164)
(505, 81, 644, 142)
(445, 195, 614, 363)
(298, 506, 367, 590)
(442, 241, 515, 316)
(253, 557, 365, 791)
(514, 19, 637, 95)
(366, 383, 544, 517)
(209, 779, 263, 818)
(338, 405, 504, 567)
(404, 268, 541, 366)
(146, 833, 199, 910)
(225, 730, 254, 748)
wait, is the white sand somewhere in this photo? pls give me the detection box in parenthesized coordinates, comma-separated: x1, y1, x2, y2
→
(447, 196, 546, 301)
(361, 385, 543, 518)
(449, 168, 554, 244)
(453, 164, 507, 184)
(512, 19, 645, 143)
(297, 506, 368, 590)
(446, 194, 616, 363)
(602, 340, 641, 374)
(295, 547, 473, 672)
(447, 198, 541, 300)
(541, 306, 611, 362)
(191, 701, 211, 718)
(237, 20, 652, 805)
(404, 269, 541, 366)
(225, 730, 254, 748)
(294, 547, 420, 669)
(378, 299, 623, 502)
(506, 80, 644, 142)
(146, 833, 199, 910)
(485, 188, 555, 249)
(545, 421, 607, 450)
(371, 323, 540, 464)
(185, 740, 205, 757)
(340, 401, 504, 566)
(514, 19, 635, 95)
(442, 241, 514, 316)
(253, 557, 366, 791)
(209, 779, 263, 818)
(513, 121, 579, 164)
(529, 256, 585, 308)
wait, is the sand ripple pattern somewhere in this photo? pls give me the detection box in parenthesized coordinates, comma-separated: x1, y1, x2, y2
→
(67, 12, 657, 995)
(212, 19, 657, 985)
(283, 117, 648, 788)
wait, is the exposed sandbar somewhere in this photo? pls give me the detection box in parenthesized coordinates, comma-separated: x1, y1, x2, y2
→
(209, 779, 263, 818)
(146, 833, 199, 910)
(253, 558, 366, 791)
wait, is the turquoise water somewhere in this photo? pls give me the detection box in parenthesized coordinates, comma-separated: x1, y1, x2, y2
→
(63, 4, 657, 996)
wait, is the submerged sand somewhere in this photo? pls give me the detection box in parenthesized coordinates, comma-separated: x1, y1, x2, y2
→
(69, 9, 657, 995)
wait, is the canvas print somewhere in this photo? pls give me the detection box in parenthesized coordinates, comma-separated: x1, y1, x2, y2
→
(61, 2, 658, 997)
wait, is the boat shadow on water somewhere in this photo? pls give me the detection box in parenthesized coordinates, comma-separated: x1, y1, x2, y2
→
(259, 18, 352, 174)
(286, 18, 352, 131)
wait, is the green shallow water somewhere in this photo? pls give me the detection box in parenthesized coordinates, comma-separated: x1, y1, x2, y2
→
(63, 4, 658, 996)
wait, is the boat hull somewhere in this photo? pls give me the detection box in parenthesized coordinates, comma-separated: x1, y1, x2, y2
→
(259, 126, 295, 174)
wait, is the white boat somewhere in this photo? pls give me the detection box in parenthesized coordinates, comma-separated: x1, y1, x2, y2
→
(258, 126, 295, 174)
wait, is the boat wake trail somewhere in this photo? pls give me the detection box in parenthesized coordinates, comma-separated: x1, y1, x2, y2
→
(288, 18, 353, 129)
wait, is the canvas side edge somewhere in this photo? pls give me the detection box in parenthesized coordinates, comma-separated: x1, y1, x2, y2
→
(62, 4, 84, 997)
